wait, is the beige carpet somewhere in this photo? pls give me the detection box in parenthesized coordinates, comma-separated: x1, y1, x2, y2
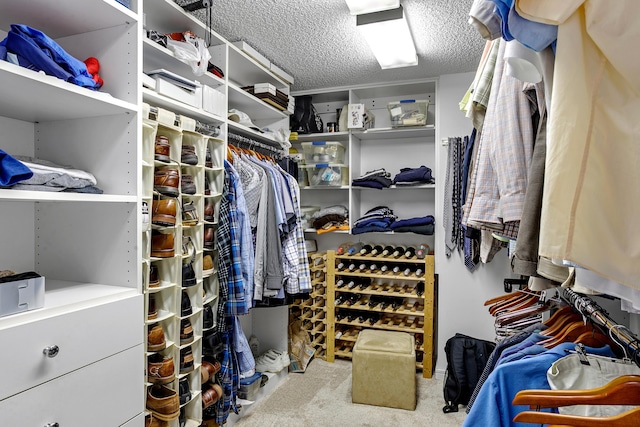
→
(234, 358, 468, 427)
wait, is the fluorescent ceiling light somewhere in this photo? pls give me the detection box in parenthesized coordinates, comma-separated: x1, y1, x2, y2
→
(357, 6, 418, 69)
(345, 0, 399, 15)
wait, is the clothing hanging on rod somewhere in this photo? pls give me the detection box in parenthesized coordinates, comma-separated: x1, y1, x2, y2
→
(228, 132, 284, 159)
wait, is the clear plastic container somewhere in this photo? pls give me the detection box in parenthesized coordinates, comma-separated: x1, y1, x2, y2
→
(302, 164, 348, 187)
(387, 100, 429, 127)
(301, 141, 346, 164)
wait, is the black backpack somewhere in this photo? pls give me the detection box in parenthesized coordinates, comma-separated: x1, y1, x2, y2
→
(290, 95, 323, 134)
(442, 333, 495, 413)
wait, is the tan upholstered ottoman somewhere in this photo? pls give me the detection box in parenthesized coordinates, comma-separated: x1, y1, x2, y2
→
(351, 329, 416, 410)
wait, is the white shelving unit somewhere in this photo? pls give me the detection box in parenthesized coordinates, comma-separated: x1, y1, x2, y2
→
(0, 0, 144, 425)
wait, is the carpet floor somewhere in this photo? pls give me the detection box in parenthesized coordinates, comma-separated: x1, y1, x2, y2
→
(234, 358, 468, 427)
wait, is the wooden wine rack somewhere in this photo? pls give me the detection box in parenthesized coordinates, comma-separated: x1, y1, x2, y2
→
(326, 250, 437, 378)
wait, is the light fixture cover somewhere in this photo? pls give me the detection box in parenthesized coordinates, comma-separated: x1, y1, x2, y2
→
(357, 6, 418, 69)
(345, 0, 400, 15)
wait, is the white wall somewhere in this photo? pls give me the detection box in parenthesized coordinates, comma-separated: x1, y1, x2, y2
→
(433, 72, 514, 377)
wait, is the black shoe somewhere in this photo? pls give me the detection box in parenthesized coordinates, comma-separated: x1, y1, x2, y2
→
(203, 304, 214, 329)
(179, 377, 191, 405)
(182, 262, 196, 288)
(180, 346, 194, 374)
(181, 290, 192, 317)
(180, 318, 194, 345)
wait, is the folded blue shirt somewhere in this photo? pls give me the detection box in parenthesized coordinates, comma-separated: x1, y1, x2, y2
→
(390, 215, 435, 229)
(0, 149, 33, 186)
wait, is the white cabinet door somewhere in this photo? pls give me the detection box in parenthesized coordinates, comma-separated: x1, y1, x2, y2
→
(0, 345, 143, 427)
(0, 294, 142, 400)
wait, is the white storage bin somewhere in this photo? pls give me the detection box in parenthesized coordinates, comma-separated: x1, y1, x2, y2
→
(0, 275, 44, 318)
(300, 206, 321, 229)
(387, 100, 429, 127)
(301, 141, 346, 164)
(302, 164, 348, 187)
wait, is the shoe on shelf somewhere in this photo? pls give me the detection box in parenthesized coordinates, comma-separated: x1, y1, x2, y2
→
(148, 294, 158, 320)
(181, 290, 192, 317)
(181, 145, 198, 165)
(146, 384, 180, 422)
(182, 201, 199, 226)
(180, 346, 194, 374)
(204, 199, 215, 222)
(182, 262, 196, 288)
(203, 304, 214, 329)
(249, 335, 259, 358)
(149, 264, 160, 287)
(178, 377, 191, 405)
(202, 383, 223, 409)
(154, 135, 171, 164)
(205, 147, 212, 168)
(265, 349, 290, 368)
(255, 350, 287, 373)
(147, 353, 175, 385)
(152, 198, 177, 227)
(147, 324, 166, 352)
(181, 173, 196, 195)
(180, 318, 194, 345)
(204, 179, 211, 196)
(145, 413, 169, 427)
(151, 232, 175, 258)
(203, 254, 214, 277)
(201, 359, 222, 384)
(204, 227, 214, 250)
(154, 168, 180, 197)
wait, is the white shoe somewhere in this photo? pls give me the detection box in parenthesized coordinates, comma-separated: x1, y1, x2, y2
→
(255, 352, 284, 373)
(266, 349, 290, 368)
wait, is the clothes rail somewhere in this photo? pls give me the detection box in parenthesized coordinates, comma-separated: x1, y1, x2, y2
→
(228, 132, 284, 158)
(561, 288, 640, 368)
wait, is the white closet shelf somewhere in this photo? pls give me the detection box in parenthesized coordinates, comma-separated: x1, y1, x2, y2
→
(295, 132, 350, 142)
(0, 0, 137, 39)
(351, 126, 435, 141)
(143, 87, 225, 125)
(304, 229, 350, 234)
(300, 185, 350, 190)
(0, 189, 137, 203)
(228, 83, 288, 121)
(0, 280, 138, 330)
(227, 44, 288, 89)
(0, 61, 138, 122)
(352, 184, 436, 190)
(227, 121, 286, 150)
(143, 38, 225, 89)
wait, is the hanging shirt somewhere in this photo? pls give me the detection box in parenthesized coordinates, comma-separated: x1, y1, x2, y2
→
(223, 163, 247, 316)
(517, 0, 640, 290)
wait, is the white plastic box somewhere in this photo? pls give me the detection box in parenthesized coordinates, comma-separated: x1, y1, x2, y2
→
(301, 141, 345, 164)
(0, 275, 45, 318)
(300, 206, 321, 229)
(201, 85, 225, 117)
(387, 100, 429, 127)
(238, 371, 262, 400)
(302, 164, 348, 187)
(154, 76, 202, 109)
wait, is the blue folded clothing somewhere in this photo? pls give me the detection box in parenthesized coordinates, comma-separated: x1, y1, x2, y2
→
(391, 224, 435, 235)
(0, 149, 33, 186)
(390, 215, 435, 229)
(393, 166, 433, 184)
(352, 175, 393, 189)
(352, 224, 392, 234)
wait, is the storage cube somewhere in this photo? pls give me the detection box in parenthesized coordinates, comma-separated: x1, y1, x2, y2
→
(352, 329, 416, 410)
(299, 206, 321, 229)
(0, 275, 45, 318)
(387, 100, 429, 127)
(301, 164, 347, 187)
(301, 141, 346, 164)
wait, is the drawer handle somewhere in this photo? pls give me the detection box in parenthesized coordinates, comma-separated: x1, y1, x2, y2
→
(44, 423, 59, 427)
(43, 345, 59, 358)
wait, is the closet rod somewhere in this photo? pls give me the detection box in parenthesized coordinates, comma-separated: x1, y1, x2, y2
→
(561, 288, 640, 367)
(228, 132, 285, 158)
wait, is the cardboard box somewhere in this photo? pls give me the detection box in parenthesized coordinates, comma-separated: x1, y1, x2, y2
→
(232, 41, 271, 69)
(270, 63, 294, 86)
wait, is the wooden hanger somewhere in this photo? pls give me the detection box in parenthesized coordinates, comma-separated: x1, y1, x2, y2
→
(544, 305, 574, 327)
(543, 314, 584, 338)
(489, 292, 534, 316)
(484, 290, 528, 307)
(538, 322, 600, 348)
(513, 375, 640, 426)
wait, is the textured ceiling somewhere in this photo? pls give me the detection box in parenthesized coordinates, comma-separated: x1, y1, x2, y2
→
(174, 0, 485, 91)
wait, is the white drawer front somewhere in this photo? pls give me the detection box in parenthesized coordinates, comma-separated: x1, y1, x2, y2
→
(0, 345, 143, 426)
(0, 294, 142, 400)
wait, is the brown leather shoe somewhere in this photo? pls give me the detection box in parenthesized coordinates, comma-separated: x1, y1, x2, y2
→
(149, 264, 160, 287)
(204, 200, 214, 222)
(152, 199, 177, 226)
(202, 383, 223, 409)
(145, 414, 168, 427)
(146, 384, 180, 421)
(204, 227, 214, 250)
(155, 136, 171, 163)
(205, 147, 212, 168)
(147, 353, 175, 384)
(181, 173, 196, 195)
(154, 168, 180, 197)
(147, 324, 166, 352)
(182, 201, 198, 226)
(181, 145, 198, 165)
(201, 359, 221, 383)
(203, 254, 214, 277)
(148, 294, 158, 320)
(151, 232, 175, 258)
